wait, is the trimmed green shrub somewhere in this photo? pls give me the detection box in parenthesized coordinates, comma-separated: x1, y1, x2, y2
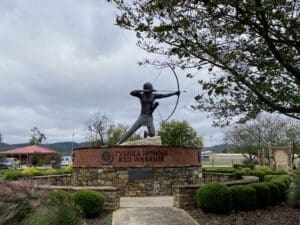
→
(265, 174, 291, 199)
(272, 170, 288, 175)
(233, 170, 247, 180)
(265, 182, 280, 203)
(4, 171, 24, 180)
(233, 163, 255, 170)
(230, 185, 256, 210)
(248, 170, 265, 182)
(196, 183, 232, 213)
(248, 183, 270, 208)
(255, 166, 273, 174)
(287, 169, 300, 208)
(270, 180, 288, 201)
(203, 167, 236, 173)
(265, 175, 290, 186)
(264, 175, 277, 182)
(73, 190, 105, 217)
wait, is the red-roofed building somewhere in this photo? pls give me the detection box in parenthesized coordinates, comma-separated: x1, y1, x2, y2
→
(0, 145, 61, 165)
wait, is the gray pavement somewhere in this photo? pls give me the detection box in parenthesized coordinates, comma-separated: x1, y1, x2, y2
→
(112, 197, 199, 225)
(120, 196, 173, 208)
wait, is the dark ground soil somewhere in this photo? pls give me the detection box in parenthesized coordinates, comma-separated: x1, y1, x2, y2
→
(85, 203, 300, 225)
(187, 203, 300, 225)
(86, 211, 112, 225)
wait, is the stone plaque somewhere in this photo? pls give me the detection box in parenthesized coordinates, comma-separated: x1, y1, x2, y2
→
(128, 168, 154, 180)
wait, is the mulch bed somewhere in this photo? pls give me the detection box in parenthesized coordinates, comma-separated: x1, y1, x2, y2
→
(187, 203, 300, 225)
(84, 203, 300, 225)
(86, 211, 112, 225)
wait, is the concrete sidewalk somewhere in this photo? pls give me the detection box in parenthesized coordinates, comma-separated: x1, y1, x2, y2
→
(120, 196, 173, 208)
(112, 207, 199, 225)
(112, 197, 199, 225)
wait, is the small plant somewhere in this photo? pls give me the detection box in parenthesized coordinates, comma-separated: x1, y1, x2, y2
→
(248, 183, 270, 208)
(64, 165, 73, 174)
(73, 189, 105, 217)
(287, 169, 300, 208)
(0, 180, 44, 225)
(230, 185, 256, 210)
(22, 167, 38, 176)
(23, 190, 83, 225)
(196, 183, 232, 213)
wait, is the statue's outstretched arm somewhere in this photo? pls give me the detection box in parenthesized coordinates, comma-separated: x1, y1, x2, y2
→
(154, 91, 180, 99)
(130, 90, 142, 97)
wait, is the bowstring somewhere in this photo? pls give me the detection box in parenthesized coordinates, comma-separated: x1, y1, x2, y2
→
(152, 68, 163, 85)
(156, 108, 164, 122)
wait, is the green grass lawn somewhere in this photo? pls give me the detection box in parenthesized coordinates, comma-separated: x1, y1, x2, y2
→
(0, 168, 20, 178)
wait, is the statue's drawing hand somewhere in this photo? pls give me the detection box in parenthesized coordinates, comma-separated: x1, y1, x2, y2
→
(154, 102, 159, 107)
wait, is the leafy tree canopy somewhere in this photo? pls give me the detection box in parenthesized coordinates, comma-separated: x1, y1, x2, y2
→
(110, 0, 300, 126)
(158, 120, 203, 147)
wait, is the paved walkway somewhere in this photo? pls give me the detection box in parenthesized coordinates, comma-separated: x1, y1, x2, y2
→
(112, 197, 199, 225)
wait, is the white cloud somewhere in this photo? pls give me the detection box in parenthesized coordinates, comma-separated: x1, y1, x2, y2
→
(0, 0, 224, 146)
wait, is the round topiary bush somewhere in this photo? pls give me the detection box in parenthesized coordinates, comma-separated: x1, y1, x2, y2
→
(73, 190, 105, 217)
(230, 185, 256, 210)
(233, 170, 247, 180)
(270, 180, 288, 200)
(248, 183, 271, 208)
(248, 170, 265, 182)
(197, 183, 232, 213)
(265, 182, 281, 203)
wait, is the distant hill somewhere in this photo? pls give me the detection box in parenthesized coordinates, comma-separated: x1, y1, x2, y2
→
(203, 144, 235, 153)
(1, 142, 234, 155)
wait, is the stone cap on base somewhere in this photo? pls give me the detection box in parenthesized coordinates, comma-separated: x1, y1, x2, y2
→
(121, 136, 162, 146)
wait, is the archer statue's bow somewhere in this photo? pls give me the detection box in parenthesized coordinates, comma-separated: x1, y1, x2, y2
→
(163, 64, 180, 122)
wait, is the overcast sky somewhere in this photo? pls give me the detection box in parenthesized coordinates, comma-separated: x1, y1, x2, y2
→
(0, 0, 225, 146)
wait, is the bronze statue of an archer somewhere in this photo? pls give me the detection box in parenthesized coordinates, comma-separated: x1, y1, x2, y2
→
(117, 82, 179, 145)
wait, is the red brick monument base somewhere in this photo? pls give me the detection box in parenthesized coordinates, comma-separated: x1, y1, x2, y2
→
(72, 146, 202, 196)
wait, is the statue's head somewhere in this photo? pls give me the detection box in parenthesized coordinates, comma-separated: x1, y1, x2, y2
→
(143, 82, 153, 93)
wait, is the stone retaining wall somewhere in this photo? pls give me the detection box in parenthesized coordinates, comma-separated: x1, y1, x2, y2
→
(36, 185, 120, 211)
(24, 174, 71, 186)
(72, 166, 202, 196)
(173, 176, 259, 209)
(203, 172, 235, 183)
